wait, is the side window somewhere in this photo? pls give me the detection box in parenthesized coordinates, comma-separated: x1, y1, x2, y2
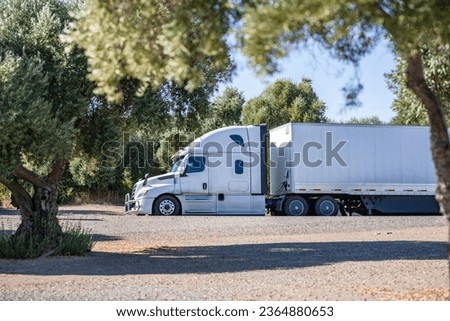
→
(235, 160, 244, 175)
(186, 156, 205, 173)
(230, 134, 244, 146)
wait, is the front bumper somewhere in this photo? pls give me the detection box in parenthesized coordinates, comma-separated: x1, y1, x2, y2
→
(124, 193, 154, 215)
(124, 193, 134, 213)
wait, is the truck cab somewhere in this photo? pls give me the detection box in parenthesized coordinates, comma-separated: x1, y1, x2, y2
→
(125, 125, 267, 215)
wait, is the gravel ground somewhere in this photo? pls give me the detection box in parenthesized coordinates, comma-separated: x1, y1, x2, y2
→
(0, 204, 449, 301)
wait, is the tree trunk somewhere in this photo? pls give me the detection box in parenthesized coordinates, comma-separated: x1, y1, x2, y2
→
(406, 53, 450, 284)
(15, 185, 62, 248)
(0, 160, 66, 256)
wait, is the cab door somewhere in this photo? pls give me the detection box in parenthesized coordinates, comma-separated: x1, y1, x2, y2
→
(208, 152, 253, 214)
(179, 155, 216, 213)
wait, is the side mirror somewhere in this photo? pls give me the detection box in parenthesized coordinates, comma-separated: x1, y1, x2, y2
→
(182, 164, 189, 175)
(143, 173, 149, 186)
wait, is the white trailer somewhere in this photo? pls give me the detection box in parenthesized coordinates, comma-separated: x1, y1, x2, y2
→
(269, 123, 438, 215)
(125, 123, 439, 216)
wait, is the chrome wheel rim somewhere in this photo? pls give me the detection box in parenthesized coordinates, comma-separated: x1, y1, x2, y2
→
(159, 199, 175, 215)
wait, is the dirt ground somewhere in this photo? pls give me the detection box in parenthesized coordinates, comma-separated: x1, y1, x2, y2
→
(0, 204, 449, 301)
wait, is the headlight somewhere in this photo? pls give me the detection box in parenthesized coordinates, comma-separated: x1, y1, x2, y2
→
(136, 188, 151, 198)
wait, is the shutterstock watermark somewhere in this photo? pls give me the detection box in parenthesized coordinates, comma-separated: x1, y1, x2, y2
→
(291, 132, 348, 168)
(100, 132, 348, 170)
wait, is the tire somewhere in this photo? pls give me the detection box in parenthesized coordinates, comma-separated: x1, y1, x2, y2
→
(154, 195, 181, 216)
(315, 196, 338, 216)
(283, 196, 309, 216)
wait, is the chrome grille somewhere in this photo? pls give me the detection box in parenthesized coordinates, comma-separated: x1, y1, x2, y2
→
(131, 184, 137, 200)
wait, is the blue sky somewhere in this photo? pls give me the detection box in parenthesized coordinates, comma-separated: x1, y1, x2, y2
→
(219, 40, 397, 123)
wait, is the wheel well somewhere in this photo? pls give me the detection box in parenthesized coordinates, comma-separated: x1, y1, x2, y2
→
(152, 194, 182, 215)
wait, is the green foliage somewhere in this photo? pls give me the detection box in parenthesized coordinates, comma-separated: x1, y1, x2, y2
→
(388, 46, 450, 125)
(160, 80, 222, 131)
(238, 1, 450, 108)
(148, 85, 244, 172)
(55, 69, 231, 200)
(69, 1, 450, 111)
(68, 0, 235, 102)
(155, 128, 196, 172)
(122, 64, 233, 177)
(0, 233, 41, 259)
(69, 154, 101, 188)
(240, 1, 450, 74)
(53, 224, 93, 256)
(123, 131, 161, 183)
(242, 78, 326, 129)
(129, 89, 171, 134)
(0, 221, 92, 259)
(344, 116, 384, 125)
(0, 178, 11, 204)
(201, 87, 244, 134)
(0, 54, 73, 175)
(0, 0, 90, 178)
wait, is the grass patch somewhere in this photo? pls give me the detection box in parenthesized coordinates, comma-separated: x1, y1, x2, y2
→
(54, 225, 93, 256)
(0, 222, 93, 259)
(0, 233, 41, 258)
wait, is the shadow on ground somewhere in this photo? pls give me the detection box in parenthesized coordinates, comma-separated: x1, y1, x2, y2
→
(0, 241, 446, 276)
(58, 209, 120, 216)
(0, 230, 15, 236)
(0, 208, 19, 216)
(91, 234, 123, 242)
(0, 208, 120, 217)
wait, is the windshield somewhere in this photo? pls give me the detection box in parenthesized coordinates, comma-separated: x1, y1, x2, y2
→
(170, 159, 182, 173)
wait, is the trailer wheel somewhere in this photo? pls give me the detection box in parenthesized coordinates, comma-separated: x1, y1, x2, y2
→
(283, 196, 309, 216)
(315, 196, 338, 216)
(154, 195, 180, 216)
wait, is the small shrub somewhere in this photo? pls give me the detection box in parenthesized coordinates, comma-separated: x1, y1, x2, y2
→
(54, 225, 93, 256)
(0, 222, 93, 259)
(0, 233, 43, 259)
(0, 235, 14, 258)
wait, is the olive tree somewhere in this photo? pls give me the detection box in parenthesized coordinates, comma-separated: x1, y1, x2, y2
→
(0, 0, 90, 255)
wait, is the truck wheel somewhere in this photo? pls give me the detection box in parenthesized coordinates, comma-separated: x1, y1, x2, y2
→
(283, 196, 309, 216)
(315, 196, 338, 216)
(154, 195, 180, 215)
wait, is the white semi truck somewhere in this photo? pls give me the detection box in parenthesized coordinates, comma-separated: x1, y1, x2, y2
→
(125, 123, 439, 216)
